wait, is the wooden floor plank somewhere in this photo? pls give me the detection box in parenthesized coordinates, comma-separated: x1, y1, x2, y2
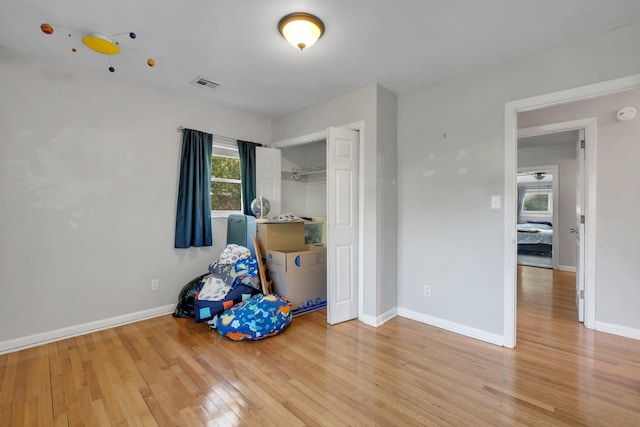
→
(2, 266, 640, 425)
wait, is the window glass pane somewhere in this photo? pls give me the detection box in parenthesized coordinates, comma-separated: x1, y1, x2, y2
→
(210, 154, 242, 212)
(211, 181, 242, 211)
(522, 193, 549, 212)
(211, 156, 240, 180)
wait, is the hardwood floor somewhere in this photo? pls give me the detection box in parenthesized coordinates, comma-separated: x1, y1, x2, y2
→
(2, 266, 640, 426)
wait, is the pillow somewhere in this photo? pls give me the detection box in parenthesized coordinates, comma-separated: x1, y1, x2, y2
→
(218, 244, 251, 265)
(527, 220, 552, 227)
(217, 294, 292, 341)
(194, 283, 256, 323)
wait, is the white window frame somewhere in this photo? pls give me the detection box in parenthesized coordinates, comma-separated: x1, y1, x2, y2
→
(211, 137, 243, 217)
(521, 189, 553, 215)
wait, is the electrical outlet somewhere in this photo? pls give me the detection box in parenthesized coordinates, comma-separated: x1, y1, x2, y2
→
(151, 279, 159, 292)
(424, 285, 431, 297)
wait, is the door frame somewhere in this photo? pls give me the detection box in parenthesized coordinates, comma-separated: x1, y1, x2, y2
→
(503, 73, 640, 348)
(516, 163, 559, 271)
(272, 121, 365, 322)
(512, 119, 595, 337)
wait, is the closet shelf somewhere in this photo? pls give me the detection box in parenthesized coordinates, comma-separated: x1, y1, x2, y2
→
(292, 166, 326, 180)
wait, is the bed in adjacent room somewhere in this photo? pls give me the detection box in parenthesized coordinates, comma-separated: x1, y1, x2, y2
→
(517, 222, 553, 256)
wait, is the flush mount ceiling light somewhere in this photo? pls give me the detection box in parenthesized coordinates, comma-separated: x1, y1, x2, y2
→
(278, 12, 324, 51)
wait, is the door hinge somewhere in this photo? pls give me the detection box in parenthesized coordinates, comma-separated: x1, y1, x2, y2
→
(579, 290, 584, 299)
(580, 139, 585, 149)
(580, 215, 585, 224)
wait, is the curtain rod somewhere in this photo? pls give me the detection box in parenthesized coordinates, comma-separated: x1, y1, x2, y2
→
(177, 126, 237, 145)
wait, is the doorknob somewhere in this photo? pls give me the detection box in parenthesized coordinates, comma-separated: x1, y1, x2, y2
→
(570, 228, 579, 233)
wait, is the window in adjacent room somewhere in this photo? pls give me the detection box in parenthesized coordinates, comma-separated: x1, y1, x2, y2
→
(211, 137, 242, 214)
(522, 190, 552, 214)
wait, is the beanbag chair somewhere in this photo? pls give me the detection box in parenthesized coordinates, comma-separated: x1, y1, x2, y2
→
(217, 294, 292, 341)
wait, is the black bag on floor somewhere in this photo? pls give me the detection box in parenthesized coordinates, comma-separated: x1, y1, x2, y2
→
(173, 273, 209, 318)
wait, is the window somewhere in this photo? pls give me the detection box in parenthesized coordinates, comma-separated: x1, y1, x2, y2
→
(522, 190, 552, 214)
(211, 137, 242, 213)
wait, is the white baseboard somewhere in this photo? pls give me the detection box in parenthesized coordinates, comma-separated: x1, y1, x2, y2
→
(360, 307, 398, 327)
(397, 307, 504, 346)
(558, 265, 577, 272)
(595, 321, 640, 341)
(0, 304, 176, 355)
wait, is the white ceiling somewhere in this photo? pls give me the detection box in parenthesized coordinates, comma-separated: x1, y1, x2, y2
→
(2, 1, 640, 119)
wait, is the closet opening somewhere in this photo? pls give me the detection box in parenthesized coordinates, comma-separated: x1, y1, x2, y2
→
(272, 124, 364, 325)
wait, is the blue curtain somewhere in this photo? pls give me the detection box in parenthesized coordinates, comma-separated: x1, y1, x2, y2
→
(237, 140, 261, 216)
(174, 129, 213, 248)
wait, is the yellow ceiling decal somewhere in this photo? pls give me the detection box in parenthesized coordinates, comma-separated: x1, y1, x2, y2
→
(82, 34, 120, 55)
(40, 23, 155, 73)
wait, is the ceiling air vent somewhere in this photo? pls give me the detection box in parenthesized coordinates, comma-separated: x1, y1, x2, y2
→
(190, 76, 221, 90)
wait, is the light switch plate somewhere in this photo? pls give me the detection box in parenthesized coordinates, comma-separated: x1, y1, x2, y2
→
(491, 195, 502, 210)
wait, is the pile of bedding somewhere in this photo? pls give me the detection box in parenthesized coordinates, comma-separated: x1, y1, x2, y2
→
(517, 222, 553, 245)
(173, 244, 262, 324)
(173, 243, 293, 340)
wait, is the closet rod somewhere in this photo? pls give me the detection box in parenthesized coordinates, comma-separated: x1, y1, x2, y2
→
(292, 165, 326, 180)
(294, 165, 326, 174)
(177, 126, 237, 145)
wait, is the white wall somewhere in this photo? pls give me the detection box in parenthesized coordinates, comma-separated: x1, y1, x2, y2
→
(519, 87, 640, 332)
(280, 142, 326, 217)
(280, 145, 308, 215)
(397, 24, 640, 339)
(377, 86, 399, 315)
(0, 47, 271, 347)
(303, 142, 327, 217)
(518, 144, 577, 269)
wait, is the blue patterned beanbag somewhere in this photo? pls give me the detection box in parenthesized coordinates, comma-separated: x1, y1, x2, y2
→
(217, 294, 292, 340)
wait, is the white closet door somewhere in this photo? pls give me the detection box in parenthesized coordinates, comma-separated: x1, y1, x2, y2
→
(327, 127, 359, 324)
(256, 146, 281, 216)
